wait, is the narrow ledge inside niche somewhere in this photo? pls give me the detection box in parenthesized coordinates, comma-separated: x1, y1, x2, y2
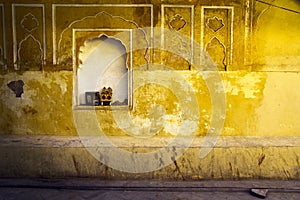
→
(74, 105, 131, 110)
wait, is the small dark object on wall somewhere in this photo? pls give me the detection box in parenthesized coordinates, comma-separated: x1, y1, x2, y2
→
(85, 92, 100, 106)
(7, 80, 24, 98)
(101, 87, 112, 106)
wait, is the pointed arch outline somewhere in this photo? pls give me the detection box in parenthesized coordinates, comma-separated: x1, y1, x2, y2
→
(17, 34, 43, 69)
(73, 28, 133, 109)
(205, 36, 227, 71)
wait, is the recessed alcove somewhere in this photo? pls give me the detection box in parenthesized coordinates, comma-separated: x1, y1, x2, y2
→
(74, 32, 132, 109)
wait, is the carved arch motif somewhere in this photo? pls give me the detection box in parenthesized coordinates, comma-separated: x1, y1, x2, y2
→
(57, 11, 149, 66)
(206, 37, 227, 71)
(21, 13, 39, 33)
(78, 34, 130, 70)
(168, 14, 187, 31)
(17, 34, 43, 70)
(206, 16, 224, 32)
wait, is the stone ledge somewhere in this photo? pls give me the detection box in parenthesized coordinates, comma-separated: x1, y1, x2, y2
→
(0, 178, 299, 190)
(0, 135, 299, 148)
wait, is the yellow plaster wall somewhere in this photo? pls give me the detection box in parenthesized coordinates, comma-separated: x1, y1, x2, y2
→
(2, 71, 300, 137)
(0, 0, 299, 179)
(253, 0, 300, 70)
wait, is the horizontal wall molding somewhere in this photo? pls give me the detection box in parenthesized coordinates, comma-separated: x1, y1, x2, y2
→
(0, 136, 299, 148)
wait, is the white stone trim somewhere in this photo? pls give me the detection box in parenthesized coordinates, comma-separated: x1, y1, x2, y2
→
(0, 4, 6, 70)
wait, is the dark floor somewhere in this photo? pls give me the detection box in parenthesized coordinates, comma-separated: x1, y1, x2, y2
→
(0, 178, 299, 200)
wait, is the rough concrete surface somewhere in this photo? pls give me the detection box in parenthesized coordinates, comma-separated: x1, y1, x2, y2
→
(0, 179, 299, 200)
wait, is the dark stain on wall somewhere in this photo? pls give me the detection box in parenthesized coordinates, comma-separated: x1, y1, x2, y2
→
(22, 105, 38, 115)
(7, 80, 24, 98)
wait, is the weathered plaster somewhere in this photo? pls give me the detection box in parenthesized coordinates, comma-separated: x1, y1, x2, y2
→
(0, 0, 299, 179)
(0, 71, 76, 135)
(2, 70, 300, 138)
(0, 144, 298, 179)
(253, 0, 300, 70)
(222, 72, 267, 136)
(256, 72, 300, 136)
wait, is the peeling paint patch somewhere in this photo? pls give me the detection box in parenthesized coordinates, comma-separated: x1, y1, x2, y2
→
(223, 72, 266, 99)
(7, 80, 24, 98)
(0, 71, 76, 136)
(221, 72, 267, 136)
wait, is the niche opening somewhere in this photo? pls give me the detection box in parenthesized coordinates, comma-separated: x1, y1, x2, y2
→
(76, 34, 132, 109)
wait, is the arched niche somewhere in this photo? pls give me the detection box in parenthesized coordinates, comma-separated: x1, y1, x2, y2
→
(76, 34, 132, 108)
